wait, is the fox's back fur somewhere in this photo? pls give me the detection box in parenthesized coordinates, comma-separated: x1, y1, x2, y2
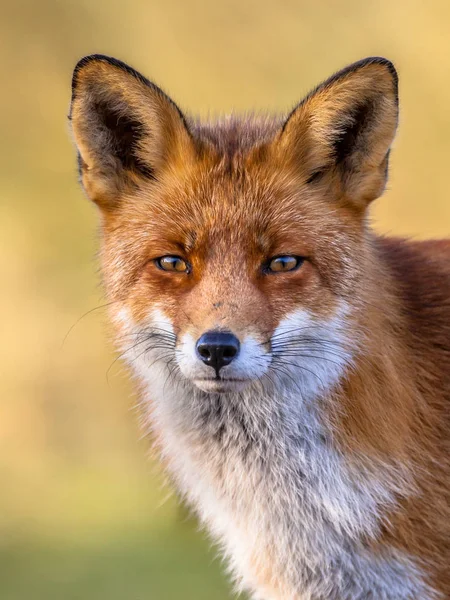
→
(70, 55, 450, 599)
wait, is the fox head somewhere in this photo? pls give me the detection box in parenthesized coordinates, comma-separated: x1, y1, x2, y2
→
(70, 55, 398, 398)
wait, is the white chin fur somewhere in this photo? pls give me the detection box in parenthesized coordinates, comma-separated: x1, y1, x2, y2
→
(193, 378, 251, 394)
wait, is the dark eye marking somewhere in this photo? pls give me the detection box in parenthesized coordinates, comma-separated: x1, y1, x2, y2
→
(155, 255, 191, 273)
(264, 255, 305, 274)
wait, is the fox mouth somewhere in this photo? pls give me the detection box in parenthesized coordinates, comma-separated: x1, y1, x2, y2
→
(193, 377, 250, 393)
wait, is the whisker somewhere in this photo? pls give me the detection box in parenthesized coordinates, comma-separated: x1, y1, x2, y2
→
(271, 337, 344, 349)
(270, 325, 338, 340)
(163, 359, 182, 397)
(106, 325, 178, 385)
(268, 363, 306, 396)
(106, 337, 155, 377)
(271, 356, 327, 390)
(271, 349, 346, 365)
(62, 299, 120, 347)
(271, 344, 346, 358)
(116, 328, 177, 344)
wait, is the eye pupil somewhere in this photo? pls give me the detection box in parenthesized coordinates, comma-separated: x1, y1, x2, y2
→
(268, 256, 302, 273)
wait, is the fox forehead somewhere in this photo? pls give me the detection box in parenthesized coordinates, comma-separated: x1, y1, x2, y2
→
(103, 124, 360, 270)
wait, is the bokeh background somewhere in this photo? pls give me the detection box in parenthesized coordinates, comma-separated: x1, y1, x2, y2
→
(2, 1, 450, 598)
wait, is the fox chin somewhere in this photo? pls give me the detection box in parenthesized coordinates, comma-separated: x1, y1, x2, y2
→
(70, 54, 450, 599)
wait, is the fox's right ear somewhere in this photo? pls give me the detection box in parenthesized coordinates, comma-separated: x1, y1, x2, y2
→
(69, 55, 195, 208)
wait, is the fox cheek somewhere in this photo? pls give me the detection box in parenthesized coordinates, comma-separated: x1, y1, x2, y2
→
(270, 305, 353, 399)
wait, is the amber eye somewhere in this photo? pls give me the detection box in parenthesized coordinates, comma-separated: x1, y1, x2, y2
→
(266, 255, 303, 273)
(155, 255, 190, 273)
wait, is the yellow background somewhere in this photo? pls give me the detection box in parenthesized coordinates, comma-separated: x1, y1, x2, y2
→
(1, 1, 450, 598)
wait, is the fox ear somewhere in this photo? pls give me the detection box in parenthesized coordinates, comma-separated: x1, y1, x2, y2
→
(69, 55, 194, 208)
(277, 57, 399, 209)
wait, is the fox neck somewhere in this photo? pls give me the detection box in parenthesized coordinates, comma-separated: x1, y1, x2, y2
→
(334, 266, 421, 464)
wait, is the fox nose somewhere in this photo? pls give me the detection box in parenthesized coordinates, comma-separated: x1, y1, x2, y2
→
(196, 331, 240, 373)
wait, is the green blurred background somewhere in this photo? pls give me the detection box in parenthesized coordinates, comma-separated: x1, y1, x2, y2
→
(1, 1, 450, 598)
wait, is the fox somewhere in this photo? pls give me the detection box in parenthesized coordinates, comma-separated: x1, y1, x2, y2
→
(69, 54, 450, 599)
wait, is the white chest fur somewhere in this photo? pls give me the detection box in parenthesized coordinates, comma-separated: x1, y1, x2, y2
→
(143, 379, 433, 600)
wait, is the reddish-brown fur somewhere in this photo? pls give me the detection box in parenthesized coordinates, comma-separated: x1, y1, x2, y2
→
(70, 55, 450, 597)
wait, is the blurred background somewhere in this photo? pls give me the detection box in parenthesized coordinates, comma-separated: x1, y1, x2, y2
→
(1, 0, 450, 598)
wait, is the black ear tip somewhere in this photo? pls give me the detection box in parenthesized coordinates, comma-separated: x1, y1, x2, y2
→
(72, 54, 124, 91)
(355, 56, 398, 97)
(362, 56, 398, 81)
(73, 54, 133, 75)
(369, 57, 398, 105)
(327, 57, 398, 104)
(71, 54, 153, 102)
(340, 56, 398, 81)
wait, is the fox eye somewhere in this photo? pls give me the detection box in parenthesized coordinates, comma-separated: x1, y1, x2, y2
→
(266, 255, 304, 273)
(155, 255, 190, 273)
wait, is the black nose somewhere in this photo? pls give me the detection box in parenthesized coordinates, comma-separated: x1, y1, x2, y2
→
(196, 331, 240, 374)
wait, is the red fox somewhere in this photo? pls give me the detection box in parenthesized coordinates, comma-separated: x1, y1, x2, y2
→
(70, 55, 450, 599)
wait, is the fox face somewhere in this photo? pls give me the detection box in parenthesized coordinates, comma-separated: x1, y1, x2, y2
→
(70, 56, 397, 398)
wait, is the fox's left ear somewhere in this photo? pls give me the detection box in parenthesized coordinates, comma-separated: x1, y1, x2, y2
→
(69, 55, 195, 209)
(276, 57, 399, 209)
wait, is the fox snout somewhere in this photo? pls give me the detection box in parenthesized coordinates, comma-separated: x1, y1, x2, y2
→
(176, 324, 271, 394)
